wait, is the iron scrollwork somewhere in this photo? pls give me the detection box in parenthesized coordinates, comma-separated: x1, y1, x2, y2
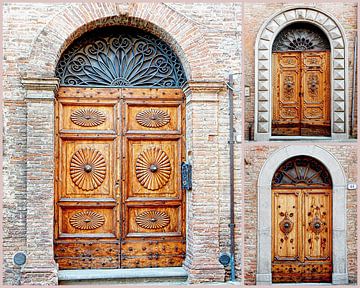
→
(55, 26, 187, 88)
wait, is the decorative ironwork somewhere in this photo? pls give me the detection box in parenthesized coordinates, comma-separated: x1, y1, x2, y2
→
(273, 23, 330, 52)
(70, 108, 106, 127)
(69, 211, 105, 230)
(135, 147, 171, 190)
(279, 212, 294, 239)
(70, 147, 107, 191)
(135, 210, 170, 229)
(55, 26, 187, 87)
(136, 109, 170, 128)
(272, 156, 332, 187)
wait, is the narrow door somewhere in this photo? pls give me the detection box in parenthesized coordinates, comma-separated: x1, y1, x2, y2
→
(54, 87, 186, 269)
(272, 51, 330, 136)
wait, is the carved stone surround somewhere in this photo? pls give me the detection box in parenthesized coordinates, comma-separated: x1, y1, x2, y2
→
(255, 7, 347, 141)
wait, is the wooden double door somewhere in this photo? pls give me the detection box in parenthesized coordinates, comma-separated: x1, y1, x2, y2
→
(272, 51, 331, 136)
(54, 87, 186, 269)
(272, 188, 332, 283)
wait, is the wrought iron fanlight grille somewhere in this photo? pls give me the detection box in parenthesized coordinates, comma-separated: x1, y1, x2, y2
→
(272, 23, 330, 52)
(272, 156, 332, 187)
(55, 26, 187, 88)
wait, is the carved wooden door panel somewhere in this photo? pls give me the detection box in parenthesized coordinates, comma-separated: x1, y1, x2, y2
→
(121, 88, 186, 268)
(272, 51, 330, 136)
(54, 87, 185, 269)
(272, 188, 332, 283)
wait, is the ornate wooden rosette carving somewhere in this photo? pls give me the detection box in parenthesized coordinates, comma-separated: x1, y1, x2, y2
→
(70, 108, 106, 127)
(69, 211, 105, 230)
(309, 215, 325, 234)
(279, 212, 294, 239)
(135, 210, 170, 229)
(135, 147, 171, 190)
(136, 109, 170, 128)
(70, 147, 106, 191)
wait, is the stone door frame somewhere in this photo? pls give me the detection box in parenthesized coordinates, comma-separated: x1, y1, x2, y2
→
(254, 6, 348, 141)
(256, 145, 348, 285)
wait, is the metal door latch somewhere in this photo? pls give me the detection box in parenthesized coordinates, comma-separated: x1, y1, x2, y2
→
(181, 162, 192, 190)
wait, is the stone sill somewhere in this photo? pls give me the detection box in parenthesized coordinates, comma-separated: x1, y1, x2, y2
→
(58, 267, 188, 281)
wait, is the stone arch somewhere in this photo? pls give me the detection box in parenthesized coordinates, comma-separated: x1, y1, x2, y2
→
(256, 145, 348, 284)
(24, 3, 215, 81)
(254, 6, 348, 141)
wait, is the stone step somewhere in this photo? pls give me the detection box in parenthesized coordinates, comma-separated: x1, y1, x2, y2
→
(58, 267, 188, 285)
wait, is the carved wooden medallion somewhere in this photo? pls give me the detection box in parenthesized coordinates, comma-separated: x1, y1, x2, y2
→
(136, 109, 170, 128)
(70, 108, 106, 127)
(69, 211, 105, 230)
(279, 212, 294, 239)
(135, 147, 171, 190)
(135, 210, 170, 229)
(309, 215, 325, 234)
(70, 147, 106, 191)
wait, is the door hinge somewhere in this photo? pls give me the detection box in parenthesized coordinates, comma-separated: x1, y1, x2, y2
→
(181, 162, 192, 190)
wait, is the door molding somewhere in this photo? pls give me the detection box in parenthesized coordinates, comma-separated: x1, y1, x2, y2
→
(256, 145, 348, 285)
(254, 6, 348, 141)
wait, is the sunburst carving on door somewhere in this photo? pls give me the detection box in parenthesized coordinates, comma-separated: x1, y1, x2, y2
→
(135, 109, 170, 128)
(135, 147, 171, 190)
(70, 147, 106, 191)
(69, 211, 105, 230)
(135, 210, 170, 229)
(70, 108, 106, 127)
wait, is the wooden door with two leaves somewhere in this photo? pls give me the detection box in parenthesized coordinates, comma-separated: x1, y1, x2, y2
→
(54, 87, 186, 269)
(272, 51, 330, 136)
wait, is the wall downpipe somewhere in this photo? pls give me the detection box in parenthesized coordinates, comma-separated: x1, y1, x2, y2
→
(228, 74, 236, 282)
(350, 33, 357, 137)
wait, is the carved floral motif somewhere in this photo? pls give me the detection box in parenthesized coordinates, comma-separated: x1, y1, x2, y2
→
(136, 109, 170, 128)
(135, 210, 170, 229)
(70, 147, 106, 191)
(135, 147, 171, 190)
(69, 211, 105, 230)
(70, 108, 106, 127)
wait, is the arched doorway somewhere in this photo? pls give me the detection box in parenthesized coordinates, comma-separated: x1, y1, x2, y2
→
(272, 23, 331, 136)
(54, 26, 187, 269)
(271, 156, 332, 283)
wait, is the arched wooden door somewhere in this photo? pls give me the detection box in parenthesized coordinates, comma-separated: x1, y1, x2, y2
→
(271, 156, 332, 283)
(272, 23, 331, 136)
(54, 27, 187, 269)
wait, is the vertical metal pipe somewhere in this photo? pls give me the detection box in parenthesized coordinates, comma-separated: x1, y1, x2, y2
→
(351, 33, 357, 136)
(228, 74, 236, 282)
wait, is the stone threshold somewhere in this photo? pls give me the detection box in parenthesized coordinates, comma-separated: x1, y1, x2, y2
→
(58, 267, 188, 281)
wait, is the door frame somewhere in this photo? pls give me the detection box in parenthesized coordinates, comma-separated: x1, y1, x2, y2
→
(256, 145, 348, 285)
(254, 6, 348, 141)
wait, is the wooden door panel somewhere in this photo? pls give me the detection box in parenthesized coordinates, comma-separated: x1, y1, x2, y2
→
(122, 88, 184, 101)
(58, 205, 117, 238)
(56, 256, 120, 270)
(125, 205, 181, 237)
(121, 255, 185, 268)
(125, 138, 181, 199)
(272, 52, 301, 136)
(303, 190, 331, 261)
(301, 52, 330, 136)
(272, 189, 300, 260)
(59, 139, 117, 199)
(125, 102, 181, 133)
(58, 100, 117, 133)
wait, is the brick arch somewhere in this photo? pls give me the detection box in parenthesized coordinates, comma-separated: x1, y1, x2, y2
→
(254, 6, 348, 141)
(25, 3, 214, 81)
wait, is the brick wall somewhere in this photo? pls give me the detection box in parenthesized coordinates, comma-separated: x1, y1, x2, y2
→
(244, 2, 358, 140)
(3, 2, 242, 285)
(244, 143, 358, 284)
